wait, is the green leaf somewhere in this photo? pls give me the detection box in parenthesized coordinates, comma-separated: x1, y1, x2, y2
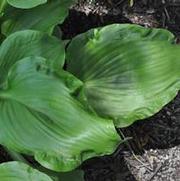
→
(0, 0, 7, 16)
(1, 0, 77, 36)
(66, 24, 180, 127)
(0, 161, 52, 181)
(7, 0, 47, 9)
(0, 30, 65, 85)
(0, 56, 120, 171)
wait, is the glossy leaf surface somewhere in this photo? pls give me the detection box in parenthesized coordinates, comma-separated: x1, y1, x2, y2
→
(67, 24, 180, 127)
(0, 57, 120, 171)
(0, 30, 65, 85)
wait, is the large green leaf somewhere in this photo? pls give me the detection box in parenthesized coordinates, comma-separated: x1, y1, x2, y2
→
(7, 0, 47, 9)
(0, 56, 120, 171)
(0, 161, 52, 181)
(1, 0, 77, 36)
(67, 24, 180, 127)
(0, 30, 65, 86)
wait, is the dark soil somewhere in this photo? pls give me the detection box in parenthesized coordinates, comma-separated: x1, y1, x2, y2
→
(0, 146, 12, 164)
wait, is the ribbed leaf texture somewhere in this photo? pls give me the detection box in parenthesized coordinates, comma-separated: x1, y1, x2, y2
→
(0, 56, 120, 171)
(0, 30, 65, 85)
(67, 24, 180, 127)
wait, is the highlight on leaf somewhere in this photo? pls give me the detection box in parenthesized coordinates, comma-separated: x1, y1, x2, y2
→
(0, 43, 120, 171)
(0, 21, 179, 178)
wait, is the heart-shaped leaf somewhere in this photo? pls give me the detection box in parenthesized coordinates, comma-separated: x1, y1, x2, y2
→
(0, 56, 120, 171)
(67, 24, 180, 127)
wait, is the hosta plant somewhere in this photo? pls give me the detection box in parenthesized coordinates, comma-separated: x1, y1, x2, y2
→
(0, 23, 179, 180)
(0, 30, 120, 172)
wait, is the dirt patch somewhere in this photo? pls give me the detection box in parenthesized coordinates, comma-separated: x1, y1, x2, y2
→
(125, 145, 180, 181)
(0, 146, 12, 164)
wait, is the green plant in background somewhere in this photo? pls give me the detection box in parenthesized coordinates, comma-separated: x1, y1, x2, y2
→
(0, 1, 179, 180)
(0, 0, 77, 36)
